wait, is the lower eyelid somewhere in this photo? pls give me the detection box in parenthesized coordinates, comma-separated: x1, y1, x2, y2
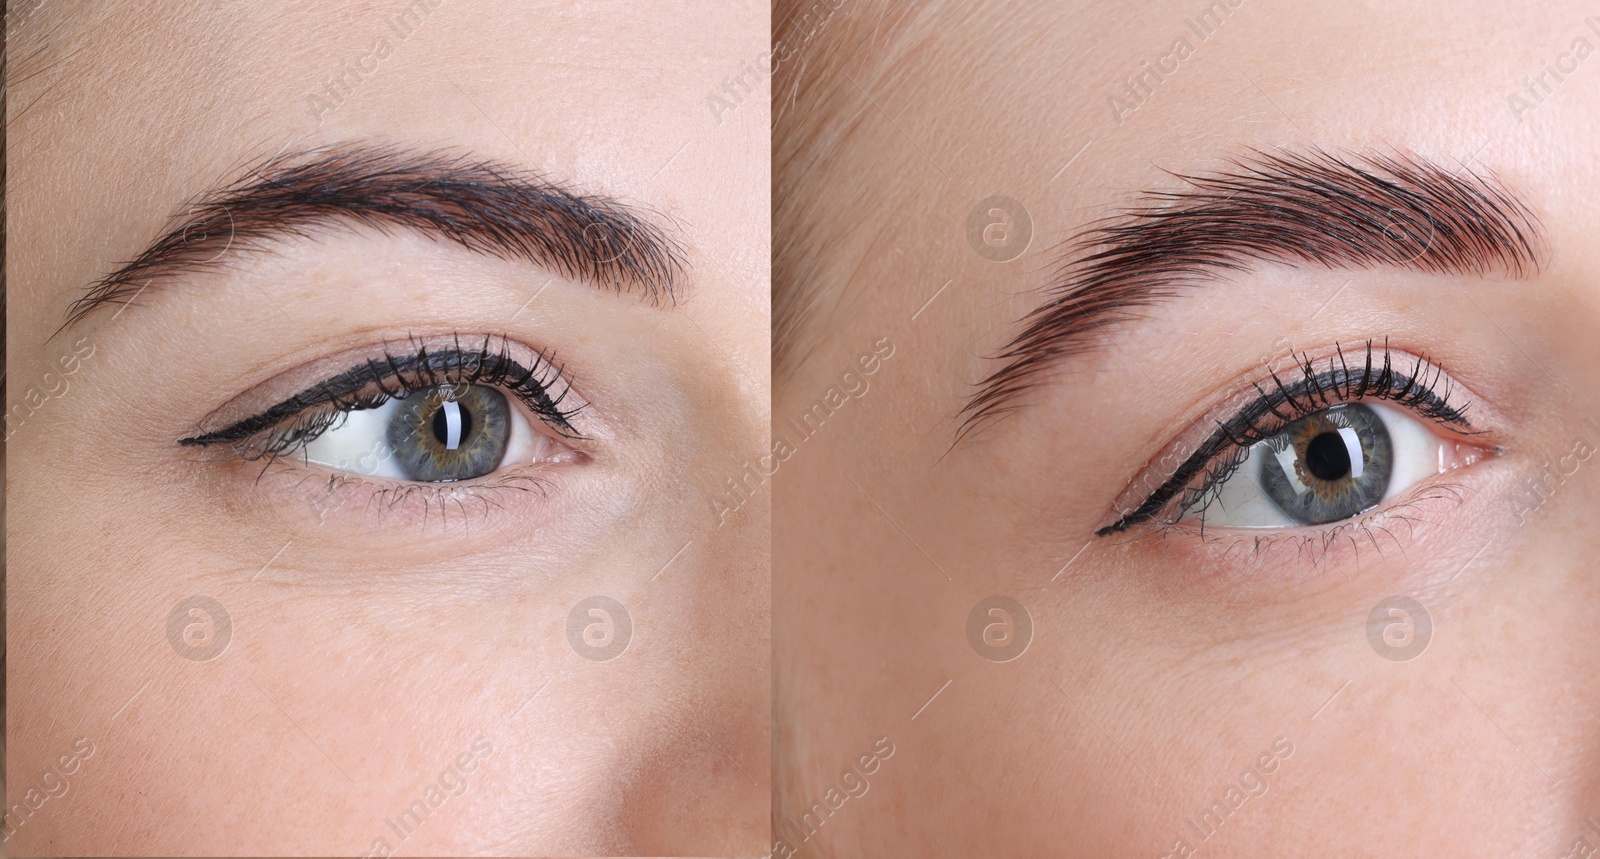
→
(222, 452, 573, 535)
(1147, 479, 1476, 583)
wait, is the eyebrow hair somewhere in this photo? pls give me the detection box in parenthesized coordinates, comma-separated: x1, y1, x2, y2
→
(958, 148, 1543, 440)
(63, 144, 685, 329)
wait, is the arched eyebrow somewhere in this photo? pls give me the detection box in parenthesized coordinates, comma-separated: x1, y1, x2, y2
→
(63, 144, 686, 329)
(957, 148, 1544, 441)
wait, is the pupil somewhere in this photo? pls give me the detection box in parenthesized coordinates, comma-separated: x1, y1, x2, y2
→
(1304, 431, 1351, 481)
(431, 400, 472, 447)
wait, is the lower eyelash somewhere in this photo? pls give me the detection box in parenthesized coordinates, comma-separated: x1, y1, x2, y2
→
(1128, 479, 1469, 568)
(290, 465, 556, 530)
(1100, 340, 1473, 536)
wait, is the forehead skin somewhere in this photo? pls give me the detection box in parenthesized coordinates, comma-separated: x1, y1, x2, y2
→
(8, 0, 768, 855)
(775, 0, 1598, 856)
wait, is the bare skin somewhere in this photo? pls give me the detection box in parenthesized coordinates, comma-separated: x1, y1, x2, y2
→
(775, 1, 1599, 856)
(6, 1, 769, 854)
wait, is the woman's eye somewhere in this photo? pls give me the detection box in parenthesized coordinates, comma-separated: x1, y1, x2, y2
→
(298, 383, 572, 482)
(299, 384, 509, 482)
(178, 337, 588, 490)
(1190, 402, 1477, 528)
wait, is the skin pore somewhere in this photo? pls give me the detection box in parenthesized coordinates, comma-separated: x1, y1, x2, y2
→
(775, 0, 1598, 856)
(7, 1, 769, 855)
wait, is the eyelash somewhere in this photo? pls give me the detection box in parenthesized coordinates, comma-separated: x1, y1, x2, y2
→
(179, 334, 583, 464)
(1100, 339, 1476, 537)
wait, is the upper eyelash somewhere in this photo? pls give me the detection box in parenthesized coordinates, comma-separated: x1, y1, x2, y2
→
(1097, 340, 1471, 536)
(178, 334, 583, 459)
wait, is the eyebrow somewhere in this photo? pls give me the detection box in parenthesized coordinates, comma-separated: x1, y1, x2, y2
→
(63, 144, 685, 329)
(958, 148, 1543, 440)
